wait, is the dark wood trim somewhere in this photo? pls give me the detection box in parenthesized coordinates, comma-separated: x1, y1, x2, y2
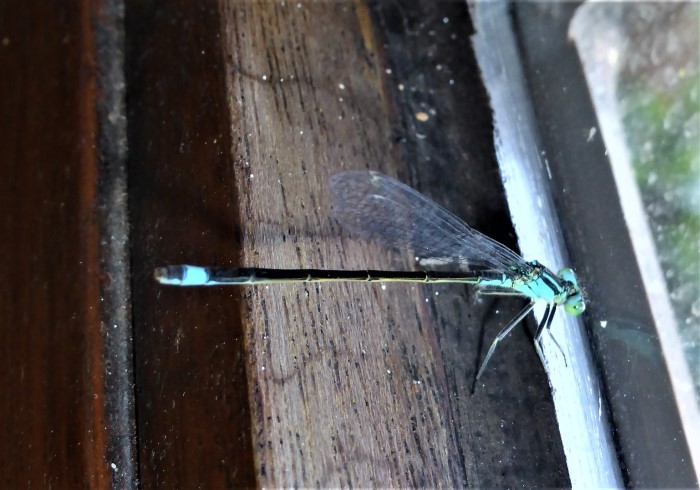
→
(0, 1, 136, 487)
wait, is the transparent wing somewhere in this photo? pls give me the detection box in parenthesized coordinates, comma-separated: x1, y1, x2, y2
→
(329, 171, 530, 275)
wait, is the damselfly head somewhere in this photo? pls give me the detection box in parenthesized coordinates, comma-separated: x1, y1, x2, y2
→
(558, 267, 586, 316)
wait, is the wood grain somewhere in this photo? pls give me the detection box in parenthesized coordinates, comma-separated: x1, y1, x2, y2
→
(219, 1, 567, 487)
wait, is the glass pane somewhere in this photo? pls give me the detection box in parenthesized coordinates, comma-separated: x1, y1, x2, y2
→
(617, 4, 699, 383)
(570, 0, 699, 449)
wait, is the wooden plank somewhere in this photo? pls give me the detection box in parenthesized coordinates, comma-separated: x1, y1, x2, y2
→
(128, 0, 568, 487)
(126, 1, 257, 488)
(0, 1, 135, 488)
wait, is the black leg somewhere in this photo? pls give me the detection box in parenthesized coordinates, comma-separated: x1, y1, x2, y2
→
(534, 304, 552, 340)
(475, 302, 536, 382)
(535, 305, 568, 367)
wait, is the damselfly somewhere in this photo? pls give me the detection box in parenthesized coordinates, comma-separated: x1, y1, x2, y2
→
(155, 171, 585, 379)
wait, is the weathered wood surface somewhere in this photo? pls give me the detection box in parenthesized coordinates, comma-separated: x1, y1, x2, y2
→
(0, 1, 135, 488)
(128, 0, 567, 488)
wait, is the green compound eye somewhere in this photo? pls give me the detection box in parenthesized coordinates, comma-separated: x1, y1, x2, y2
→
(564, 295, 585, 316)
(558, 268, 585, 316)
